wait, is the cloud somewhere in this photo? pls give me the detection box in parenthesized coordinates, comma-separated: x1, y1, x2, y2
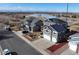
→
(0, 5, 52, 12)
(0, 6, 33, 12)
(0, 5, 46, 12)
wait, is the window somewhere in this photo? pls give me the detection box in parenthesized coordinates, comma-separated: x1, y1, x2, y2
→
(53, 31, 56, 34)
(68, 37, 71, 40)
(46, 30, 49, 32)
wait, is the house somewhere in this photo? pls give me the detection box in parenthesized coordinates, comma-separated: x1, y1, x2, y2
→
(68, 33, 79, 53)
(38, 14, 68, 28)
(22, 16, 43, 33)
(43, 24, 67, 43)
(44, 17, 68, 28)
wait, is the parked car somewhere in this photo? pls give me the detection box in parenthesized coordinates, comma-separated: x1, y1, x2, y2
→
(4, 25, 11, 31)
(3, 49, 18, 55)
(3, 49, 12, 55)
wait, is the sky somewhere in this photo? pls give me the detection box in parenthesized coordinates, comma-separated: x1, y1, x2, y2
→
(0, 3, 78, 12)
(68, 3, 79, 13)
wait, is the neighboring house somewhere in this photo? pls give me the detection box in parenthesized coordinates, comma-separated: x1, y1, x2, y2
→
(22, 16, 43, 33)
(37, 14, 68, 28)
(43, 17, 68, 28)
(43, 24, 67, 43)
(68, 33, 79, 52)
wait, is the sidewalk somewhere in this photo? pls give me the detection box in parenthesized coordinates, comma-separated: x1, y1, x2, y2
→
(32, 38, 55, 50)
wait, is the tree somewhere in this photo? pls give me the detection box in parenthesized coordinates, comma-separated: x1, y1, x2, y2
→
(72, 15, 76, 18)
(22, 16, 26, 19)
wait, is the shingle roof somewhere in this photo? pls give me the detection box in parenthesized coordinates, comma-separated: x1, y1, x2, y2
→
(50, 24, 67, 32)
(26, 14, 57, 19)
(49, 18, 66, 24)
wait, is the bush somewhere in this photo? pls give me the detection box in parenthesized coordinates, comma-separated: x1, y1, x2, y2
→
(22, 31, 29, 34)
(72, 15, 76, 18)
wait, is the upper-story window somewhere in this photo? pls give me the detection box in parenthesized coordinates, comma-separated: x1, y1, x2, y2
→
(53, 31, 57, 34)
(46, 30, 49, 32)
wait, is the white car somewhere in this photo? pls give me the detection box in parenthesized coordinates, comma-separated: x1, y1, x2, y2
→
(3, 49, 11, 55)
(4, 25, 11, 31)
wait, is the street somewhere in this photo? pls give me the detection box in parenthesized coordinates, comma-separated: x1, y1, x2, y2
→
(0, 29, 42, 55)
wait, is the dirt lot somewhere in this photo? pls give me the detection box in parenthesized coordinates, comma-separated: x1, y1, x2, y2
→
(60, 17, 79, 32)
(0, 13, 79, 32)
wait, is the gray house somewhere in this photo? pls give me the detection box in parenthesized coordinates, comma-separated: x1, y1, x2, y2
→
(22, 16, 43, 33)
(43, 24, 67, 43)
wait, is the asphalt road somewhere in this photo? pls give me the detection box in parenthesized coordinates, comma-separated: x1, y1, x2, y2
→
(0, 29, 42, 55)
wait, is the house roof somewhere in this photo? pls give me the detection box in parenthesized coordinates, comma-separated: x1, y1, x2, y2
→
(50, 24, 67, 32)
(49, 18, 67, 24)
(41, 14, 57, 19)
(69, 33, 79, 44)
(25, 14, 57, 19)
(25, 14, 39, 18)
(24, 16, 43, 27)
(69, 33, 79, 38)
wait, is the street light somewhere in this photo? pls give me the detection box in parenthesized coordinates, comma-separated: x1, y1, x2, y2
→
(66, 3, 68, 22)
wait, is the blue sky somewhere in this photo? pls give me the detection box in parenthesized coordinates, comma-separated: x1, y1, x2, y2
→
(68, 3, 79, 12)
(0, 3, 78, 12)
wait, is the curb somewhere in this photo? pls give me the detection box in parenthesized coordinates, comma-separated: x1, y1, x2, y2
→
(0, 45, 3, 55)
